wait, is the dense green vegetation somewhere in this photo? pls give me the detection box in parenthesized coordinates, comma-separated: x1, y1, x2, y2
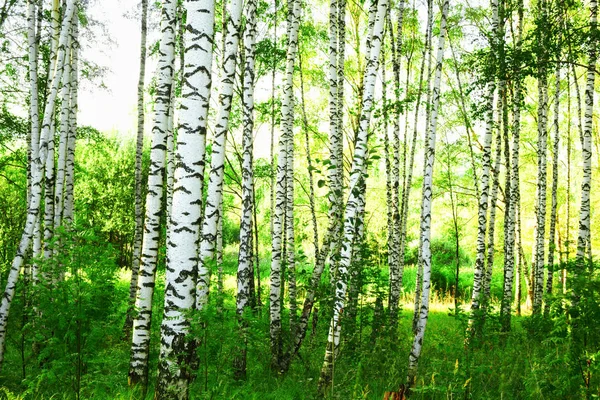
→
(1, 0, 600, 397)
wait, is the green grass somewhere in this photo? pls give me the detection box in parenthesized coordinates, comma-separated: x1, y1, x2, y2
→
(0, 248, 592, 399)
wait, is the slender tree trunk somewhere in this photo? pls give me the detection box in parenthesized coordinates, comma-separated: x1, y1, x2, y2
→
(128, 0, 177, 388)
(0, 0, 76, 369)
(197, 0, 244, 310)
(233, 0, 257, 379)
(412, 0, 434, 333)
(406, 0, 449, 390)
(270, 0, 301, 372)
(27, 0, 40, 282)
(124, 0, 148, 338)
(388, 0, 405, 329)
(483, 99, 503, 303)
(532, 0, 549, 315)
(398, 0, 429, 332)
(63, 15, 78, 229)
(281, 0, 347, 369)
(500, 0, 522, 330)
(470, 0, 498, 314)
(317, 0, 388, 390)
(545, 61, 560, 314)
(155, 0, 215, 397)
(286, 118, 297, 335)
(574, 0, 596, 296)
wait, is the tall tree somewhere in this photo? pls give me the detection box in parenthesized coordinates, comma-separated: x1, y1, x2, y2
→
(128, 0, 177, 387)
(318, 0, 388, 390)
(545, 54, 561, 312)
(233, 0, 258, 379)
(574, 0, 597, 294)
(197, 0, 244, 310)
(269, 0, 301, 372)
(155, 0, 216, 396)
(388, 0, 405, 328)
(532, 0, 549, 315)
(0, 0, 76, 369)
(124, 0, 149, 338)
(470, 0, 499, 315)
(500, 0, 523, 331)
(406, 0, 449, 390)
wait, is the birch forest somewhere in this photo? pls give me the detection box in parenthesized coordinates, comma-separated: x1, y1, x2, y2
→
(1, 0, 600, 398)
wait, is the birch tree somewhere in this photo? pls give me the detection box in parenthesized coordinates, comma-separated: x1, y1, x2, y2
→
(500, 0, 522, 331)
(318, 0, 388, 389)
(0, 0, 76, 369)
(124, 0, 149, 338)
(532, 0, 549, 315)
(233, 0, 258, 379)
(470, 0, 498, 314)
(155, 0, 216, 396)
(128, 0, 177, 387)
(270, 0, 301, 372)
(406, 0, 449, 389)
(574, 0, 597, 294)
(197, 0, 244, 310)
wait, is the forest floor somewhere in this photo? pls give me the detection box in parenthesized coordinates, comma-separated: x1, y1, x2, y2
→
(0, 255, 581, 399)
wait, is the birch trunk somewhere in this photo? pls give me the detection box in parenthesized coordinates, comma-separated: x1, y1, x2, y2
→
(270, 0, 301, 372)
(545, 62, 560, 311)
(574, 0, 596, 291)
(233, 0, 257, 378)
(318, 0, 388, 389)
(197, 0, 244, 309)
(483, 108, 502, 302)
(470, 0, 498, 313)
(27, 0, 41, 283)
(128, 0, 177, 387)
(398, 0, 431, 328)
(411, 0, 435, 333)
(63, 16, 78, 228)
(0, 0, 76, 369)
(406, 0, 449, 389)
(388, 1, 405, 327)
(124, 0, 149, 338)
(500, 0, 522, 330)
(155, 0, 215, 396)
(532, 0, 549, 315)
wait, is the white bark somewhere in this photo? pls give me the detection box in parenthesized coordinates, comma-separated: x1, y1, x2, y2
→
(125, 0, 149, 337)
(318, 0, 388, 388)
(197, 0, 244, 309)
(234, 0, 258, 377)
(129, 0, 177, 387)
(0, 0, 76, 369)
(270, 0, 302, 371)
(155, 0, 215, 396)
(406, 0, 449, 388)
(575, 0, 596, 279)
(63, 17, 78, 227)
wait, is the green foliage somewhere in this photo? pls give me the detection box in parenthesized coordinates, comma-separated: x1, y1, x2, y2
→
(404, 238, 472, 297)
(4, 226, 128, 399)
(75, 136, 147, 267)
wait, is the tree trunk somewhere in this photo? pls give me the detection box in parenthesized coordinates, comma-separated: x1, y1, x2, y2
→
(128, 0, 177, 388)
(574, 0, 596, 295)
(317, 0, 388, 391)
(270, 0, 301, 372)
(155, 0, 215, 397)
(411, 0, 434, 334)
(406, 0, 449, 390)
(233, 0, 257, 378)
(500, 0, 522, 330)
(0, 0, 76, 370)
(545, 61, 560, 314)
(198, 0, 244, 310)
